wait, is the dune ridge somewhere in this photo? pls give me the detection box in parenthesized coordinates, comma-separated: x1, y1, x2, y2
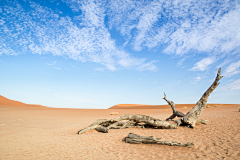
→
(0, 95, 47, 108)
(109, 103, 236, 109)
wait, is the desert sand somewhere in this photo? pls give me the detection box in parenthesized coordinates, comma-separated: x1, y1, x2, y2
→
(0, 96, 240, 160)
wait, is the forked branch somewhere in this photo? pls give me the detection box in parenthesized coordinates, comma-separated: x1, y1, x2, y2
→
(163, 93, 185, 121)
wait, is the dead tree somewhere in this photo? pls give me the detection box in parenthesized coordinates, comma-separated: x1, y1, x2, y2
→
(77, 68, 222, 146)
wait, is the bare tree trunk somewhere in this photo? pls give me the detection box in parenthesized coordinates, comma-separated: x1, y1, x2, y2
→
(124, 133, 194, 148)
(181, 68, 223, 128)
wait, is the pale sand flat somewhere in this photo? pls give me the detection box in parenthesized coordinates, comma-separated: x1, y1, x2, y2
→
(0, 104, 239, 160)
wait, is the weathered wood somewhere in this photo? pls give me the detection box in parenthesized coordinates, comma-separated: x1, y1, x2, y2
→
(78, 114, 178, 134)
(111, 125, 144, 129)
(163, 93, 185, 121)
(196, 119, 208, 125)
(112, 114, 177, 129)
(78, 119, 113, 134)
(124, 133, 194, 148)
(120, 120, 135, 129)
(96, 126, 108, 133)
(182, 68, 223, 128)
(106, 121, 125, 130)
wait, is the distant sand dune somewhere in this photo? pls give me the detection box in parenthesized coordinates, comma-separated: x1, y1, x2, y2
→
(0, 95, 47, 108)
(109, 103, 236, 109)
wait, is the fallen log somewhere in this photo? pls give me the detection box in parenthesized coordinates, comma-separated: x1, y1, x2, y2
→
(124, 133, 194, 148)
(78, 114, 177, 134)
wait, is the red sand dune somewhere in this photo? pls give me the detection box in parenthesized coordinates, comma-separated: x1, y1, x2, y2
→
(109, 103, 237, 109)
(0, 95, 47, 108)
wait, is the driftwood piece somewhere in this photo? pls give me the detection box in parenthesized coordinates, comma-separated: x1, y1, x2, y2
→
(120, 120, 135, 129)
(78, 119, 112, 134)
(106, 121, 125, 130)
(182, 68, 223, 128)
(196, 119, 208, 125)
(111, 126, 144, 129)
(124, 133, 194, 148)
(78, 114, 178, 134)
(96, 126, 108, 133)
(112, 114, 177, 129)
(163, 93, 185, 121)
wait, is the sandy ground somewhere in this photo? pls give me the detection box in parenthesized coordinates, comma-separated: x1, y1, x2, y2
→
(0, 104, 240, 160)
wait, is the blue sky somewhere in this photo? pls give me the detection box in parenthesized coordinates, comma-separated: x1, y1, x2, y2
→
(0, 0, 240, 109)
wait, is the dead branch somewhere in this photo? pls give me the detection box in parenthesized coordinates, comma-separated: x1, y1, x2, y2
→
(78, 119, 112, 134)
(124, 133, 194, 148)
(78, 114, 178, 134)
(163, 93, 185, 121)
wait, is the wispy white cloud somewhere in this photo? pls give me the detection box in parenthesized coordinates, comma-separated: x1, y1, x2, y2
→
(224, 60, 240, 77)
(220, 78, 240, 91)
(54, 67, 61, 70)
(94, 67, 104, 72)
(195, 76, 202, 82)
(107, 0, 240, 72)
(47, 61, 57, 65)
(191, 57, 216, 71)
(45, 89, 52, 92)
(1, 0, 157, 71)
(177, 57, 187, 67)
(191, 75, 204, 84)
(137, 60, 158, 71)
(1, 0, 240, 74)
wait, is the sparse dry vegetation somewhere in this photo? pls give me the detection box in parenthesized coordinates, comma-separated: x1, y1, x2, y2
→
(206, 105, 211, 108)
(183, 106, 188, 109)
